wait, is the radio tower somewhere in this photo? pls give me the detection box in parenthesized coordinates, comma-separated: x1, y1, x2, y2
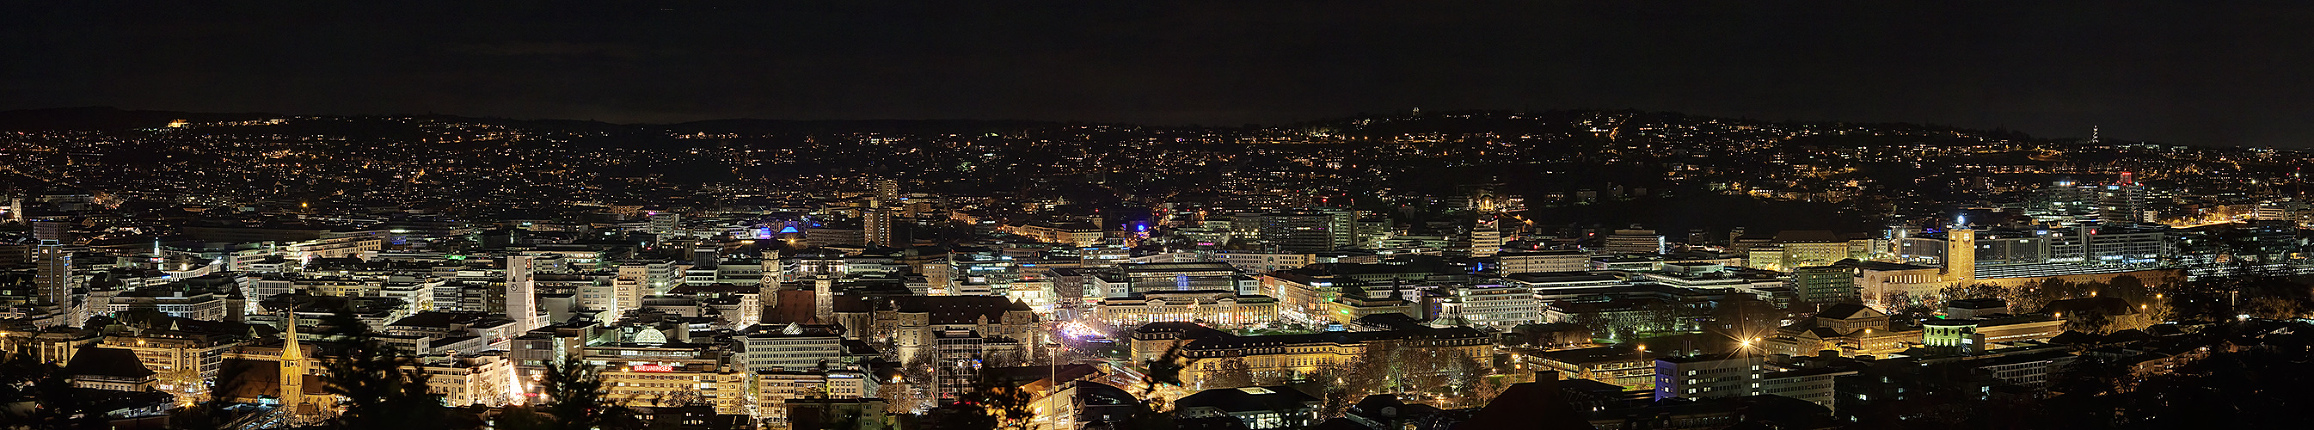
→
(2090, 125, 2100, 144)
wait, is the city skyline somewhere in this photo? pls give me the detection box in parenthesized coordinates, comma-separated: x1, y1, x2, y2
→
(8, 3, 2314, 430)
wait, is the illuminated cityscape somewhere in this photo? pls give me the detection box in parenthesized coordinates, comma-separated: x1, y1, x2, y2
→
(7, 3, 2314, 430)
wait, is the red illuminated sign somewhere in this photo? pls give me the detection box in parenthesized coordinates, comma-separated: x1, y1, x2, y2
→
(630, 364, 675, 373)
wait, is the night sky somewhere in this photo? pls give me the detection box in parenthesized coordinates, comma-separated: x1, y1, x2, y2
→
(6, 2, 2312, 147)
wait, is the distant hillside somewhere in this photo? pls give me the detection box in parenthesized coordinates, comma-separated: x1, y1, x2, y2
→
(0, 107, 278, 131)
(0, 106, 2058, 149)
(657, 118, 1085, 135)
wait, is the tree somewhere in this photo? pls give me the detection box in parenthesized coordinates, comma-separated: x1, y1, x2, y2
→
(2164, 269, 2314, 322)
(1295, 365, 1363, 419)
(1469, 372, 1524, 409)
(1087, 397, 1175, 430)
(1117, 341, 1197, 422)
(952, 374, 1034, 429)
(888, 353, 938, 414)
(1199, 357, 1254, 390)
(1568, 310, 1626, 342)
(2062, 309, 2115, 334)
(882, 375, 922, 416)
(500, 356, 641, 430)
(1139, 343, 1193, 397)
(1442, 354, 1492, 405)
(2007, 278, 2084, 312)
(2102, 275, 2153, 303)
(167, 358, 251, 430)
(1883, 292, 1937, 324)
(320, 308, 446, 430)
(1, 345, 108, 430)
(1937, 283, 2005, 302)
(1707, 295, 1782, 341)
(2244, 296, 2308, 320)
(1299, 341, 1402, 417)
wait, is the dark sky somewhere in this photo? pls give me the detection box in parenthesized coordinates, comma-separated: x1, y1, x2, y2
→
(6, 1, 2312, 146)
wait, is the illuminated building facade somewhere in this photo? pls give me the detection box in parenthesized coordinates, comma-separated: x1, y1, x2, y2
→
(1009, 222, 1105, 248)
(1095, 291, 1278, 328)
(506, 255, 540, 331)
(1175, 327, 1490, 388)
(1493, 250, 1590, 274)
(1524, 346, 1658, 391)
(34, 240, 71, 320)
(601, 363, 751, 414)
(1946, 221, 1975, 283)
(104, 329, 237, 401)
(1763, 304, 1917, 358)
(1118, 262, 1240, 295)
(1790, 265, 1861, 306)
(408, 352, 515, 407)
(834, 295, 1038, 365)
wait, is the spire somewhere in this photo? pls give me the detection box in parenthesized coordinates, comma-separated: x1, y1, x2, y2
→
(279, 308, 307, 421)
(282, 311, 302, 361)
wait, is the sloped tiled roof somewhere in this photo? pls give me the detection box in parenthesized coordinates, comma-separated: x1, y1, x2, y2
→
(64, 347, 154, 379)
(1817, 303, 1885, 320)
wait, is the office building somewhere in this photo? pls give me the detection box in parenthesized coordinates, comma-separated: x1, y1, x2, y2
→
(1603, 228, 1665, 255)
(1494, 250, 1590, 274)
(1790, 265, 1860, 306)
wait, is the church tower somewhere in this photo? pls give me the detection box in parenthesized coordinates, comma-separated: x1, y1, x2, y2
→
(280, 312, 307, 420)
(1945, 216, 1976, 283)
(758, 251, 785, 325)
(813, 276, 836, 324)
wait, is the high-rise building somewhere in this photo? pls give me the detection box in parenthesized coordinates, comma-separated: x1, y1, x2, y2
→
(1467, 218, 1503, 257)
(874, 178, 900, 204)
(2094, 173, 2146, 224)
(506, 255, 541, 331)
(863, 209, 894, 247)
(865, 179, 901, 247)
(32, 220, 69, 243)
(34, 240, 70, 306)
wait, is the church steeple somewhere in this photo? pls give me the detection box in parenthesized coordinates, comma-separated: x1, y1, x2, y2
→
(280, 311, 306, 418)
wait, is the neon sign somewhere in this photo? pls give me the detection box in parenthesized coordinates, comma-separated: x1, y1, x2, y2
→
(630, 364, 675, 373)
